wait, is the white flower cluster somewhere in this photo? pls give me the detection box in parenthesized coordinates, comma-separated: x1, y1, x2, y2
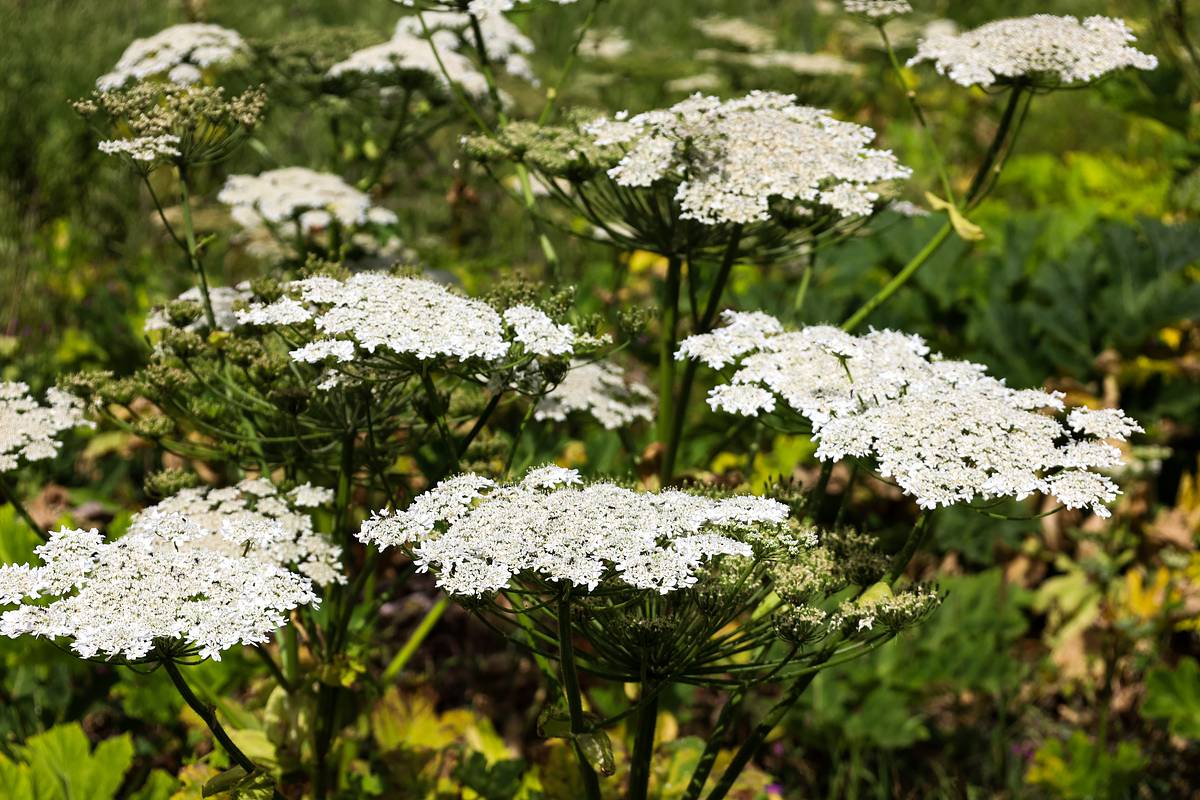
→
(579, 29, 633, 61)
(909, 15, 1157, 88)
(535, 360, 655, 430)
(584, 92, 910, 225)
(219, 167, 398, 239)
(97, 135, 182, 162)
(329, 29, 491, 99)
(144, 285, 252, 333)
(358, 466, 794, 596)
(677, 313, 1142, 516)
(692, 16, 777, 51)
(97, 23, 246, 90)
(843, 0, 912, 20)
(396, 0, 577, 13)
(396, 10, 536, 83)
(237, 272, 582, 367)
(0, 523, 318, 662)
(127, 479, 344, 586)
(0, 383, 94, 473)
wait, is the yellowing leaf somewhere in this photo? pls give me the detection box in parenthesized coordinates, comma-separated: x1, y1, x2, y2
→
(925, 192, 985, 241)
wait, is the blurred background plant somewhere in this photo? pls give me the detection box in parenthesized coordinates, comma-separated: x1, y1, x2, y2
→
(1, 0, 1198, 797)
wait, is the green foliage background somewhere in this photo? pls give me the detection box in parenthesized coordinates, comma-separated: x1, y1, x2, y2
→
(1, 0, 1199, 798)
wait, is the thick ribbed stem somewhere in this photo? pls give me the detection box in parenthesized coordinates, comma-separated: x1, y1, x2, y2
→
(162, 660, 259, 777)
(657, 256, 683, 483)
(628, 688, 659, 800)
(558, 590, 603, 800)
(703, 672, 819, 800)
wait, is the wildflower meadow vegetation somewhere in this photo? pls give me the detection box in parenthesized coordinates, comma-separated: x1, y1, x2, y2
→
(2, 0, 1200, 797)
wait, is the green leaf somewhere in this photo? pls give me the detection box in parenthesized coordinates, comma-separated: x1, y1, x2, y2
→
(453, 751, 527, 800)
(202, 766, 249, 797)
(1, 724, 134, 800)
(1143, 658, 1200, 739)
(535, 706, 573, 739)
(575, 730, 615, 777)
(128, 770, 179, 800)
(201, 766, 276, 799)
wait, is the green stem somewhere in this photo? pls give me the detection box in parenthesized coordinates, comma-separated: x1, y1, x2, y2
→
(254, 644, 295, 693)
(382, 595, 449, 682)
(314, 433, 357, 800)
(628, 686, 659, 800)
(964, 86, 1027, 210)
(0, 475, 46, 542)
(161, 660, 260, 776)
(537, 0, 602, 125)
(840, 221, 952, 333)
(657, 255, 683, 483)
(177, 164, 216, 331)
(504, 404, 536, 478)
(665, 228, 742, 481)
(888, 512, 932, 582)
(558, 589, 603, 800)
(360, 87, 412, 191)
(703, 671, 820, 800)
(880, 25, 955, 204)
(793, 254, 815, 316)
(682, 689, 745, 800)
(841, 85, 1029, 332)
(464, 12, 561, 278)
(279, 625, 300, 687)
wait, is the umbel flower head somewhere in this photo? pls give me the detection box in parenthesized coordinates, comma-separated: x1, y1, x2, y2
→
(465, 91, 910, 260)
(0, 521, 318, 662)
(908, 15, 1157, 89)
(327, 28, 492, 101)
(678, 313, 1142, 516)
(843, 0, 912, 21)
(395, 0, 578, 13)
(127, 478, 344, 586)
(144, 285, 252, 334)
(395, 9, 538, 83)
(219, 167, 400, 256)
(358, 465, 801, 596)
(236, 271, 594, 375)
(76, 82, 267, 168)
(97, 23, 247, 90)
(0, 382, 94, 473)
(534, 359, 655, 430)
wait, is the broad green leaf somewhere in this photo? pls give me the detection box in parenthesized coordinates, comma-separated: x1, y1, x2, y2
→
(1143, 658, 1200, 739)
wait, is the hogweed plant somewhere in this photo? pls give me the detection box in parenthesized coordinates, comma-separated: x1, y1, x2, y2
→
(0, 2, 1164, 798)
(358, 465, 941, 799)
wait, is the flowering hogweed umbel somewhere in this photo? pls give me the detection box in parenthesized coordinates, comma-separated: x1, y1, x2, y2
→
(126, 478, 345, 586)
(97, 23, 246, 90)
(585, 92, 912, 225)
(219, 167, 399, 239)
(0, 382, 94, 473)
(236, 272, 588, 368)
(677, 312, 1142, 516)
(395, 10, 538, 83)
(535, 360, 655, 430)
(329, 29, 492, 100)
(843, 1, 912, 21)
(0, 521, 318, 662)
(908, 15, 1157, 88)
(395, 0, 578, 14)
(144, 285, 253, 334)
(358, 465, 802, 596)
